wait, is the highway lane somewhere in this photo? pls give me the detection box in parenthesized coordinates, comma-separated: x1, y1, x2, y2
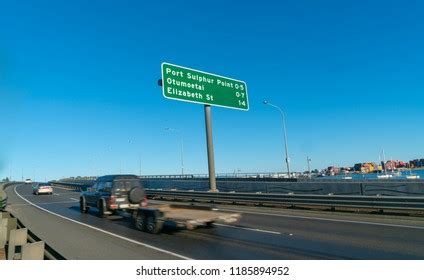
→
(5, 184, 187, 260)
(5, 184, 424, 259)
(9, 184, 322, 259)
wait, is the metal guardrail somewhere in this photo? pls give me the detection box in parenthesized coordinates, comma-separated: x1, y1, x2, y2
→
(141, 173, 293, 179)
(0, 182, 11, 211)
(52, 181, 424, 212)
(51, 181, 92, 191)
(146, 190, 424, 211)
(59, 171, 424, 181)
(56, 178, 424, 197)
(59, 172, 293, 180)
(0, 196, 6, 211)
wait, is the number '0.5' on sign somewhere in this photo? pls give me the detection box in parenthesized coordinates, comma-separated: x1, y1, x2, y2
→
(161, 62, 249, 111)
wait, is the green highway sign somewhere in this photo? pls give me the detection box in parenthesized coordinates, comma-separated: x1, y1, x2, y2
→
(161, 62, 249, 111)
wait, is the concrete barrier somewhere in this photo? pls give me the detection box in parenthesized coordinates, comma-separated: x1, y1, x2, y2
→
(1, 212, 10, 218)
(141, 179, 424, 196)
(1, 217, 17, 247)
(7, 228, 28, 260)
(1, 210, 65, 260)
(22, 241, 45, 260)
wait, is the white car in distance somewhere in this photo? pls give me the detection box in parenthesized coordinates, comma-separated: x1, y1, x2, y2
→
(32, 183, 53, 195)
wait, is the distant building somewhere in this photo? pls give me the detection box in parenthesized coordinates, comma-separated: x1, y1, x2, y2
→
(409, 159, 424, 168)
(383, 160, 408, 170)
(397, 161, 407, 168)
(354, 162, 377, 173)
(384, 160, 397, 171)
(326, 166, 340, 176)
(354, 163, 362, 172)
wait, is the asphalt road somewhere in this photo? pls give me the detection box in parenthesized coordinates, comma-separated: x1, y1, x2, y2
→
(4, 184, 424, 260)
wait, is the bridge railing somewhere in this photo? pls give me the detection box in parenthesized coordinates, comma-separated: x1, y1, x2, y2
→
(56, 172, 424, 182)
(145, 189, 424, 211)
(52, 180, 424, 213)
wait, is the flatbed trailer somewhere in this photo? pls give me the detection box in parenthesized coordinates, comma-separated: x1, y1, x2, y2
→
(132, 204, 240, 234)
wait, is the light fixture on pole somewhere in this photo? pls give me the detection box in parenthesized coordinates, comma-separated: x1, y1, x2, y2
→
(263, 100, 291, 178)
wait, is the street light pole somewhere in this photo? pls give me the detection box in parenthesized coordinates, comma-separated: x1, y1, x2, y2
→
(165, 128, 185, 176)
(307, 156, 312, 179)
(263, 100, 291, 178)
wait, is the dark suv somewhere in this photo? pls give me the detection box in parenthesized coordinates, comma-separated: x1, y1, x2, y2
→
(80, 175, 147, 217)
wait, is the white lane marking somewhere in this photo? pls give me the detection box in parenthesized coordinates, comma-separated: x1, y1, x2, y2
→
(14, 185, 191, 260)
(10, 201, 78, 207)
(215, 223, 281, 235)
(70, 198, 79, 201)
(22, 193, 68, 197)
(38, 201, 77, 205)
(54, 192, 80, 196)
(52, 186, 79, 192)
(218, 208, 424, 230)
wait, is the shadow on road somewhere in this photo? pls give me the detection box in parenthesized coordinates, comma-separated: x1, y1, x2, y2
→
(67, 205, 182, 235)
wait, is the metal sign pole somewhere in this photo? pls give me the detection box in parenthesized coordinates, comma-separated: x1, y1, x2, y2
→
(204, 105, 217, 192)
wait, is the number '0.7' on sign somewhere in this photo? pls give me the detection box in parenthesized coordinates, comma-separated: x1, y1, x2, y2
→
(161, 62, 249, 111)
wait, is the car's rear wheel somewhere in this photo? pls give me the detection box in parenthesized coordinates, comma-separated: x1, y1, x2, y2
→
(80, 197, 88, 214)
(98, 200, 106, 218)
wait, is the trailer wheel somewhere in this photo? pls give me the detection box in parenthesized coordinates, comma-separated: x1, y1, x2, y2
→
(135, 214, 146, 231)
(146, 215, 163, 234)
(205, 221, 215, 228)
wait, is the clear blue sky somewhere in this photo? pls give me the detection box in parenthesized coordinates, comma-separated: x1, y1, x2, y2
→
(1, 0, 423, 180)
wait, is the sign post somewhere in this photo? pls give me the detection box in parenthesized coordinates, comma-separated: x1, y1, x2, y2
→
(161, 62, 249, 192)
(204, 104, 217, 192)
